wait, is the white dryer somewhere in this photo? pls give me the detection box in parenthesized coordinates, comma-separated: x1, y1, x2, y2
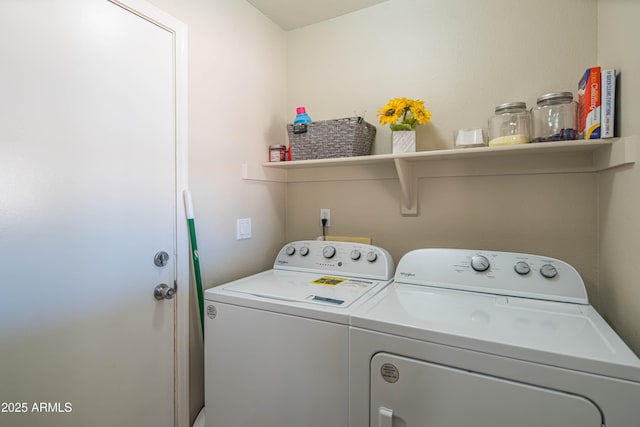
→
(204, 240, 394, 427)
(349, 248, 640, 427)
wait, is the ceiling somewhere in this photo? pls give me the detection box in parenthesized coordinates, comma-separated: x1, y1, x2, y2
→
(246, 0, 388, 31)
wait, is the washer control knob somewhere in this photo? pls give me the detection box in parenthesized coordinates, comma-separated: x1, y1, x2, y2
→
(470, 255, 490, 272)
(299, 246, 309, 257)
(351, 250, 361, 260)
(540, 264, 558, 279)
(366, 251, 378, 263)
(322, 246, 336, 259)
(514, 261, 531, 275)
(285, 245, 296, 256)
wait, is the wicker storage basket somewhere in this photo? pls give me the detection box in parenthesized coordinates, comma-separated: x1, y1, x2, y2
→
(287, 117, 376, 160)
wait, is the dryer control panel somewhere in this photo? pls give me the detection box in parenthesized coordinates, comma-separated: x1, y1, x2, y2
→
(395, 249, 587, 304)
(274, 240, 394, 281)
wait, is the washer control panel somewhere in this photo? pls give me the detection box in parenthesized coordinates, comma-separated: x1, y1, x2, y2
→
(395, 248, 587, 304)
(274, 240, 394, 281)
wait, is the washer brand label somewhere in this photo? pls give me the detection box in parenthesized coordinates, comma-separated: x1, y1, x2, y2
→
(206, 304, 217, 319)
(380, 363, 399, 383)
(398, 271, 415, 278)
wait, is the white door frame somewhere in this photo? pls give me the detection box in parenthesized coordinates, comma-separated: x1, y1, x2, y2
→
(106, 1, 189, 426)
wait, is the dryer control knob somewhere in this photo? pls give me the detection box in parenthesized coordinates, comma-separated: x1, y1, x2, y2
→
(471, 255, 490, 272)
(299, 246, 309, 256)
(366, 251, 378, 263)
(285, 245, 296, 256)
(322, 246, 336, 259)
(350, 250, 361, 260)
(540, 264, 558, 279)
(514, 261, 531, 275)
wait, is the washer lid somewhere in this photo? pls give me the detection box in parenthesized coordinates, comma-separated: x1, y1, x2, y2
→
(205, 269, 389, 323)
(351, 283, 640, 382)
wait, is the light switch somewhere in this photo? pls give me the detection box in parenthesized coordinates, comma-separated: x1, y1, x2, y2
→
(237, 218, 251, 240)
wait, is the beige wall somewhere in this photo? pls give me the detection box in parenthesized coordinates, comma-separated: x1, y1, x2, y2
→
(147, 0, 288, 422)
(287, 0, 597, 154)
(286, 173, 599, 296)
(285, 0, 640, 355)
(597, 0, 640, 355)
(284, 0, 601, 301)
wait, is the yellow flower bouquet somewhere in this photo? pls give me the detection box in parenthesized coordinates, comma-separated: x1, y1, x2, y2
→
(377, 97, 432, 131)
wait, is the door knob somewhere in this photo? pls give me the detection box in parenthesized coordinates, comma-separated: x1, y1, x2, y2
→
(154, 283, 176, 300)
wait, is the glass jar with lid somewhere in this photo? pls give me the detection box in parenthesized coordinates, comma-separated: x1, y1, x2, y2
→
(488, 102, 532, 146)
(531, 92, 577, 142)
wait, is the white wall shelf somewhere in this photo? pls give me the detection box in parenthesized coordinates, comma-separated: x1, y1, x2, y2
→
(243, 136, 637, 215)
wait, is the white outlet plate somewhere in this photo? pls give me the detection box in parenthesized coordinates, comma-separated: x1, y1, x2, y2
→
(320, 208, 331, 227)
(237, 218, 251, 240)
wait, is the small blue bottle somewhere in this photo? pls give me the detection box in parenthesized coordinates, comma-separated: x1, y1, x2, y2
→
(294, 106, 312, 124)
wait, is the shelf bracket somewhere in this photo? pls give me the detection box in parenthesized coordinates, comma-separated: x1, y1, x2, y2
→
(593, 136, 637, 171)
(394, 158, 418, 216)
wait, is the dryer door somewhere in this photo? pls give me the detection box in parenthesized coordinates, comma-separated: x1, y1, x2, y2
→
(370, 353, 602, 427)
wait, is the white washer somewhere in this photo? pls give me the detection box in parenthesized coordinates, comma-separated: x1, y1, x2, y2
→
(350, 248, 640, 427)
(204, 240, 394, 427)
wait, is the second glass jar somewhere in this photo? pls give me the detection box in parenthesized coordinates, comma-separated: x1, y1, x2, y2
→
(531, 92, 577, 142)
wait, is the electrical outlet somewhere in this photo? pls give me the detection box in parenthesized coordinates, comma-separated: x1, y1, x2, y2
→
(320, 208, 331, 227)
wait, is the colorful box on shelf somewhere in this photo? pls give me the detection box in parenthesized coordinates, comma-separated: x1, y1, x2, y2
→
(578, 66, 601, 140)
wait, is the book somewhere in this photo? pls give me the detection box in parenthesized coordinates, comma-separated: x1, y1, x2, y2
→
(578, 66, 601, 139)
(601, 68, 616, 138)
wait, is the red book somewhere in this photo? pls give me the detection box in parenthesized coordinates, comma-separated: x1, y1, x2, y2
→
(577, 66, 601, 139)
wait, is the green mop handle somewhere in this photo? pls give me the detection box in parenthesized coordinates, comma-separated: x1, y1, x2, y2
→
(184, 190, 205, 340)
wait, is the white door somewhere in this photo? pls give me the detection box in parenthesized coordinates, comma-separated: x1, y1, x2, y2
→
(0, 1, 186, 426)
